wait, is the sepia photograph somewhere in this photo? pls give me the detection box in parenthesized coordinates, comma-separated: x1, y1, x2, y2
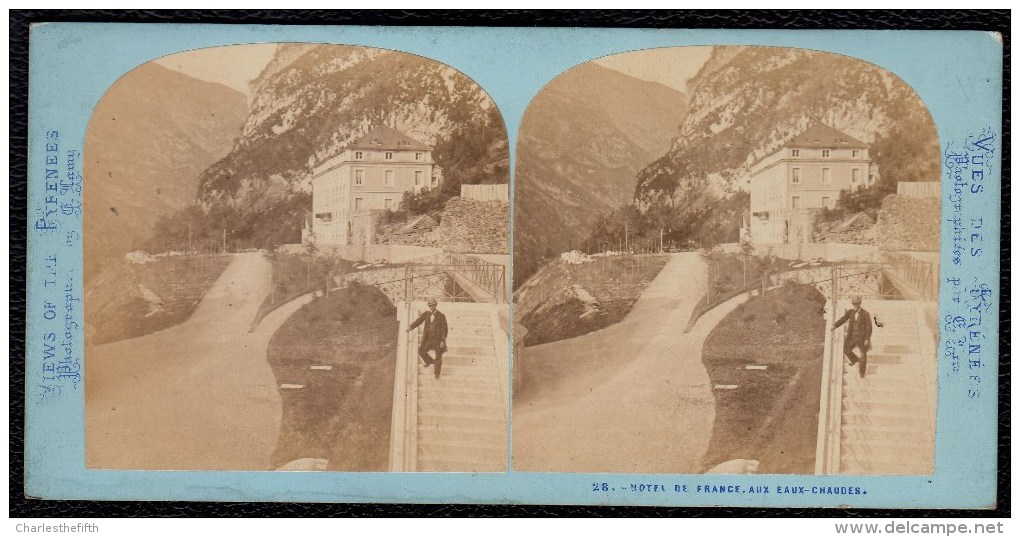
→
(21, 21, 1001, 509)
(512, 46, 941, 476)
(83, 43, 511, 473)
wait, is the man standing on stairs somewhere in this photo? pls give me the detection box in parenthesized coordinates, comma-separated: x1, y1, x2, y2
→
(407, 297, 448, 379)
(832, 295, 873, 378)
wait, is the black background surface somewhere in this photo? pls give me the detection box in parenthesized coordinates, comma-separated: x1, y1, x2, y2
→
(8, 9, 1010, 518)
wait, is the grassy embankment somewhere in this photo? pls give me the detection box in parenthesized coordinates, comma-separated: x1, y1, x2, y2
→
(87, 254, 232, 345)
(250, 253, 358, 329)
(701, 282, 826, 474)
(517, 254, 669, 347)
(266, 281, 398, 471)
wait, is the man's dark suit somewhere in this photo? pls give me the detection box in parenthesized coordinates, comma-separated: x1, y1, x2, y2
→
(833, 306, 873, 376)
(409, 308, 448, 378)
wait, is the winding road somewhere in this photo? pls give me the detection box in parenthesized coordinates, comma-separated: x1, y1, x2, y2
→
(512, 253, 748, 473)
(86, 252, 305, 471)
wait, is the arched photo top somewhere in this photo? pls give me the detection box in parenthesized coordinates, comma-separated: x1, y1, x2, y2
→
(512, 45, 941, 477)
(85, 42, 510, 281)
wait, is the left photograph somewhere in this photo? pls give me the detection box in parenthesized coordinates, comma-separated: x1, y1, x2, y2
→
(84, 44, 511, 472)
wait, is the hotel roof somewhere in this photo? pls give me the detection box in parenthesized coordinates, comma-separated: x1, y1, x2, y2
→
(784, 123, 869, 149)
(347, 125, 432, 151)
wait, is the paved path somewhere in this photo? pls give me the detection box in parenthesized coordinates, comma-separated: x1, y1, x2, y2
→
(513, 253, 745, 473)
(86, 252, 300, 470)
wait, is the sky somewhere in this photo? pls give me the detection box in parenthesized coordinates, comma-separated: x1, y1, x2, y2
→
(594, 46, 714, 94)
(155, 43, 279, 96)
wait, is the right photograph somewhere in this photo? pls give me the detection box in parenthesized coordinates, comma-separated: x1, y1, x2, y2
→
(511, 46, 941, 475)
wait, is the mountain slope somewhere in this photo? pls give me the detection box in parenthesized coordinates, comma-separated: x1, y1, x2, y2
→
(513, 62, 687, 286)
(635, 46, 940, 225)
(84, 63, 247, 280)
(193, 44, 509, 248)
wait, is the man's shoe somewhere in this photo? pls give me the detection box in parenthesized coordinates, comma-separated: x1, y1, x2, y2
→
(859, 368, 866, 378)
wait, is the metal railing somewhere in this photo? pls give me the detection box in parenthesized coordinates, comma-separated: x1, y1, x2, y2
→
(883, 251, 938, 301)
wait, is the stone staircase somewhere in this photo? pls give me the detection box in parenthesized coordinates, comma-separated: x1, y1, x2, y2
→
(835, 299, 936, 475)
(406, 301, 509, 472)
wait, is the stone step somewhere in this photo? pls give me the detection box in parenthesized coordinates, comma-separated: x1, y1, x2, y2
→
(840, 424, 933, 443)
(418, 432, 507, 452)
(840, 443, 934, 463)
(447, 335, 496, 347)
(839, 433, 934, 452)
(418, 439, 507, 460)
(842, 400, 930, 416)
(840, 456, 932, 475)
(451, 326, 496, 337)
(416, 377, 502, 392)
(418, 399, 506, 416)
(418, 379, 503, 395)
(841, 413, 931, 429)
(446, 345, 497, 356)
(417, 420, 507, 439)
(419, 412, 507, 430)
(419, 365, 500, 379)
(425, 353, 498, 368)
(418, 394, 502, 411)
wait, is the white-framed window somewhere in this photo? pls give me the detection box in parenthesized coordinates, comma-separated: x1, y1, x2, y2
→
(355, 198, 364, 210)
(822, 149, 830, 158)
(791, 149, 800, 157)
(792, 196, 801, 209)
(822, 196, 831, 208)
(431, 176, 438, 186)
(821, 168, 831, 184)
(384, 198, 394, 209)
(791, 168, 801, 184)
(385, 151, 393, 160)
(384, 170, 394, 186)
(355, 151, 363, 160)
(415, 152, 422, 161)
(355, 169, 364, 186)
(852, 150, 859, 158)
(415, 170, 423, 186)
(852, 168, 860, 184)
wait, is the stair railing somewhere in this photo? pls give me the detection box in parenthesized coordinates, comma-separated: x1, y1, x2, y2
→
(388, 289, 421, 471)
(815, 269, 845, 475)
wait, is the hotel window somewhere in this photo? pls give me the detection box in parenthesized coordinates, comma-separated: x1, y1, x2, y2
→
(822, 196, 831, 208)
(385, 198, 394, 210)
(791, 149, 800, 157)
(385, 151, 393, 160)
(432, 176, 438, 187)
(852, 168, 860, 184)
(415, 170, 423, 186)
(852, 150, 859, 158)
(792, 196, 801, 209)
(355, 198, 364, 210)
(355, 169, 364, 186)
(822, 149, 830, 158)
(355, 151, 363, 160)
(791, 168, 801, 184)
(384, 170, 395, 186)
(415, 152, 422, 161)
(821, 168, 831, 184)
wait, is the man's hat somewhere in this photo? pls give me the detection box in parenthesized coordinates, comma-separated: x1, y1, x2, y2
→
(427, 297, 438, 306)
(851, 295, 863, 305)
